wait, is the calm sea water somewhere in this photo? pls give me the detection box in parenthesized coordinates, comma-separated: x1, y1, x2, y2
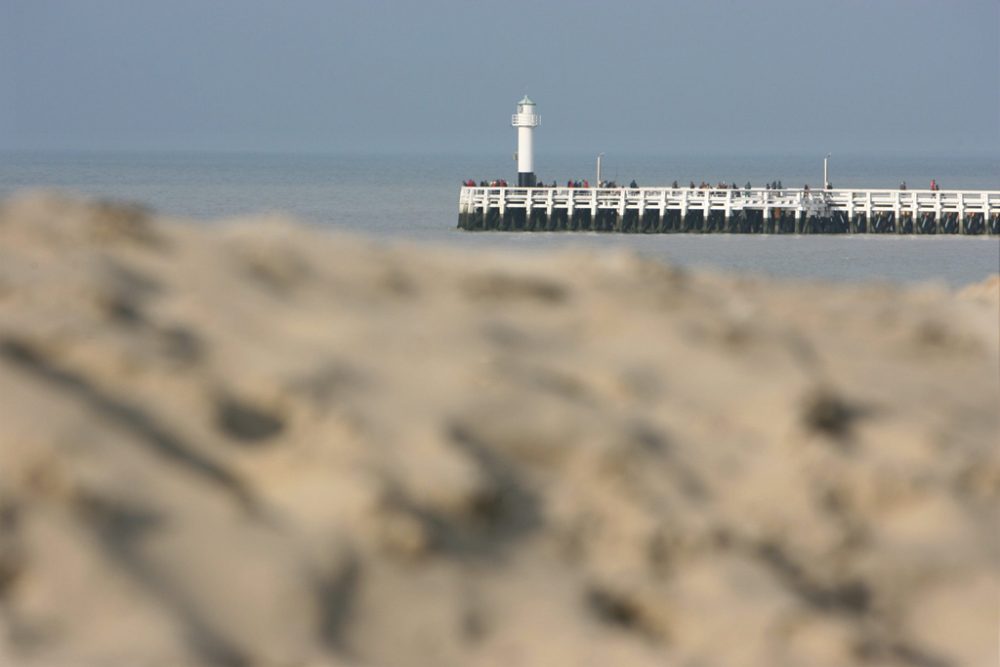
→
(1, 151, 997, 286)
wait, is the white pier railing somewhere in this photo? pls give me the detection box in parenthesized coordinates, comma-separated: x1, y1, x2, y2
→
(458, 186, 1000, 234)
(460, 186, 999, 217)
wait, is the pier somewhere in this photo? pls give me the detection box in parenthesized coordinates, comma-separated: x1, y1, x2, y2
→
(458, 186, 1000, 235)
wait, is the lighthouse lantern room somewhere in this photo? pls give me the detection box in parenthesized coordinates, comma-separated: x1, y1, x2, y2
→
(512, 96, 540, 187)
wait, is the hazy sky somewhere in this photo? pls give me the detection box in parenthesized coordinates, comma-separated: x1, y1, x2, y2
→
(3, 0, 998, 155)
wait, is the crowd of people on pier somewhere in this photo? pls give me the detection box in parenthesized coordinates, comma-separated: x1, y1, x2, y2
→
(464, 179, 509, 187)
(464, 178, 944, 191)
(463, 178, 652, 189)
(464, 178, 827, 192)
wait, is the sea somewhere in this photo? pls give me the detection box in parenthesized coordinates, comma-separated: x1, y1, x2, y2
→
(1, 151, 997, 287)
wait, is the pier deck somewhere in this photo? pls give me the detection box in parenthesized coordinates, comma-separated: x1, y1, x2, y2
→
(458, 186, 1000, 234)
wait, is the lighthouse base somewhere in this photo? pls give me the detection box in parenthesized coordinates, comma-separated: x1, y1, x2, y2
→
(518, 172, 536, 187)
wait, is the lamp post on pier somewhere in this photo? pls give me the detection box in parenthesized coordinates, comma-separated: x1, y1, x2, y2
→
(824, 153, 831, 189)
(596, 153, 604, 187)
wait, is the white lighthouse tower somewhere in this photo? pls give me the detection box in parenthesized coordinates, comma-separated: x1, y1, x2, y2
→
(512, 95, 540, 187)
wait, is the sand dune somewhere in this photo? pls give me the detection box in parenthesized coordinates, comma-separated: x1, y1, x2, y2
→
(0, 193, 997, 667)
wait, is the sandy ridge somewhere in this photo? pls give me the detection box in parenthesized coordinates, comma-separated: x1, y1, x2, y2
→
(0, 193, 997, 667)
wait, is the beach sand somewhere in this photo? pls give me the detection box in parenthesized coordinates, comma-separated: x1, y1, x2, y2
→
(0, 192, 997, 667)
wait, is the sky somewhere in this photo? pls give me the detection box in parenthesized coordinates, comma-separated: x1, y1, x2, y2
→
(2, 0, 998, 156)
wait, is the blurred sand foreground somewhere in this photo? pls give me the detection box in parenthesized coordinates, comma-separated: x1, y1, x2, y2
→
(0, 193, 997, 667)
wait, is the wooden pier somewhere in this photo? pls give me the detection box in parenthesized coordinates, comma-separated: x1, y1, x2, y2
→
(458, 186, 1000, 234)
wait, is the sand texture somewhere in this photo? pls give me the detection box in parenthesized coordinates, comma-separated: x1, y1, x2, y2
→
(0, 193, 997, 667)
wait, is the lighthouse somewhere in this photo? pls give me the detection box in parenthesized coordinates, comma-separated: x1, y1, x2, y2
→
(512, 95, 540, 187)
